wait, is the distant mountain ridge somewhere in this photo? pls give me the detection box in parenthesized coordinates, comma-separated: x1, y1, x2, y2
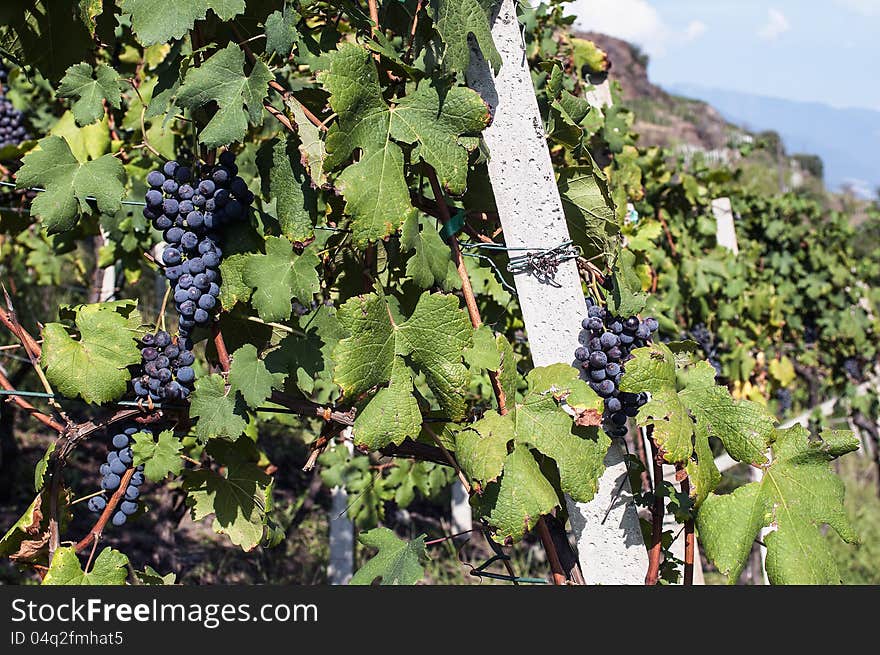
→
(669, 84, 880, 196)
(579, 32, 878, 196)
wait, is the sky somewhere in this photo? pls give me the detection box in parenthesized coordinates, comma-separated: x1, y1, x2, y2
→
(564, 0, 880, 111)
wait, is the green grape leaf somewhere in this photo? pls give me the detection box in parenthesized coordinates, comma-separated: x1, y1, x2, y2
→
(119, 0, 245, 45)
(319, 44, 489, 245)
(698, 427, 859, 585)
(183, 442, 271, 551)
(350, 528, 426, 585)
(431, 0, 501, 74)
(42, 546, 128, 585)
(57, 63, 122, 127)
(228, 344, 286, 408)
(401, 214, 457, 289)
(57, 62, 121, 126)
(558, 161, 619, 264)
(17, 135, 126, 233)
(621, 343, 774, 474)
(463, 324, 501, 371)
(218, 252, 252, 310)
(136, 565, 177, 585)
(264, 7, 299, 57)
(352, 366, 422, 449)
(458, 364, 607, 521)
(455, 411, 512, 489)
(481, 445, 559, 543)
(678, 363, 775, 465)
(513, 366, 609, 502)
(606, 249, 647, 317)
(131, 430, 183, 482)
(34, 443, 55, 492)
(188, 374, 248, 442)
(334, 291, 472, 419)
(242, 237, 320, 322)
(41, 303, 142, 404)
(176, 43, 272, 147)
(258, 136, 316, 243)
(284, 96, 326, 187)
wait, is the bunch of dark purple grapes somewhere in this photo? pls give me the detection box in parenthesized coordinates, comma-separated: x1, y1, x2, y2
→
(0, 62, 29, 149)
(575, 299, 659, 437)
(88, 426, 147, 527)
(142, 151, 252, 337)
(688, 323, 722, 377)
(131, 330, 195, 404)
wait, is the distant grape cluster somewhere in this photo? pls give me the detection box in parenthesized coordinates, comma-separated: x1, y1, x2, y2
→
(843, 357, 863, 382)
(688, 323, 722, 377)
(132, 329, 195, 403)
(775, 388, 793, 414)
(87, 426, 147, 527)
(575, 298, 658, 437)
(142, 151, 252, 339)
(0, 62, 30, 150)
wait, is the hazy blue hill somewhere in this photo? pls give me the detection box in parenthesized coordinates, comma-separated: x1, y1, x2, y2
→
(670, 83, 880, 196)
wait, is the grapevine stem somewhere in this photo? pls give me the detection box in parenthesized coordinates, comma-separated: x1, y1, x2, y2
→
(645, 426, 665, 585)
(75, 467, 135, 553)
(422, 424, 470, 493)
(677, 462, 695, 585)
(156, 285, 171, 333)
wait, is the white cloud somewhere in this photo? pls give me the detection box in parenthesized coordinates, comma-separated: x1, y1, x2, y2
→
(567, 0, 671, 56)
(684, 20, 708, 42)
(567, 0, 707, 56)
(758, 8, 791, 40)
(835, 0, 880, 15)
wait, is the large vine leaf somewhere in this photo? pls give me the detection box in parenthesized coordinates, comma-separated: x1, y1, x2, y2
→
(264, 6, 300, 58)
(431, 0, 502, 74)
(319, 44, 490, 245)
(458, 365, 607, 504)
(42, 546, 128, 585)
(350, 528, 426, 585)
(228, 344, 286, 409)
(401, 214, 457, 289)
(558, 161, 620, 265)
(119, 0, 246, 45)
(334, 290, 472, 420)
(131, 430, 183, 482)
(57, 63, 123, 126)
(697, 427, 859, 585)
(352, 365, 422, 450)
(17, 136, 126, 233)
(478, 445, 559, 543)
(188, 374, 248, 442)
(621, 342, 774, 480)
(257, 137, 316, 244)
(176, 43, 272, 147)
(41, 302, 142, 404)
(242, 237, 320, 322)
(183, 439, 272, 551)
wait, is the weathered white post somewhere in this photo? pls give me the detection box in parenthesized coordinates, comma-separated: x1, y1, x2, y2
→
(328, 432, 354, 585)
(467, 0, 647, 584)
(450, 480, 472, 539)
(712, 198, 739, 254)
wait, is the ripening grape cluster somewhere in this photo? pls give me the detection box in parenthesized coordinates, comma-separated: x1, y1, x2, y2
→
(688, 323, 722, 377)
(143, 151, 252, 338)
(575, 299, 658, 437)
(87, 426, 147, 527)
(132, 330, 195, 403)
(0, 62, 30, 150)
